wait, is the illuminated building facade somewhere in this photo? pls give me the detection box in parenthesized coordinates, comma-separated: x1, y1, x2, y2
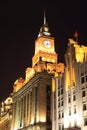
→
(0, 14, 87, 130)
(52, 38, 87, 130)
(0, 95, 13, 130)
(11, 15, 64, 130)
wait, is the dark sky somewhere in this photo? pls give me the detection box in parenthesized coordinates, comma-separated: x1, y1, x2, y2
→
(0, 0, 87, 101)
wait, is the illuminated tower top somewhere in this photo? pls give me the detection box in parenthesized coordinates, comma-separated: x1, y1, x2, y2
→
(13, 14, 64, 92)
(38, 12, 51, 37)
(32, 12, 57, 67)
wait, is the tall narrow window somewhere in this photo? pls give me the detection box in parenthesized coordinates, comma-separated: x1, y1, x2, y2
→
(84, 118, 87, 126)
(68, 108, 71, 115)
(82, 91, 86, 97)
(86, 75, 87, 81)
(73, 95, 76, 101)
(68, 97, 71, 103)
(83, 104, 86, 111)
(61, 89, 63, 94)
(81, 77, 85, 84)
(61, 100, 63, 106)
(62, 111, 64, 118)
(74, 107, 76, 114)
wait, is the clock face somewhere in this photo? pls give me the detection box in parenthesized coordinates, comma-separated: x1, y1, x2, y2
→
(43, 40, 52, 49)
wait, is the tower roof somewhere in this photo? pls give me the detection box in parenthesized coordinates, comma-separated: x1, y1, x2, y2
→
(38, 12, 51, 37)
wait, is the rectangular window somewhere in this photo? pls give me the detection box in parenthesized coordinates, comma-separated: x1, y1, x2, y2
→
(74, 107, 76, 114)
(81, 77, 85, 84)
(61, 100, 63, 106)
(73, 95, 76, 101)
(61, 89, 63, 94)
(83, 104, 86, 111)
(82, 91, 86, 97)
(62, 124, 64, 130)
(62, 112, 64, 118)
(58, 90, 60, 96)
(58, 102, 60, 107)
(86, 75, 87, 81)
(69, 109, 71, 115)
(68, 97, 71, 103)
(84, 118, 87, 126)
(59, 124, 61, 130)
(58, 112, 61, 119)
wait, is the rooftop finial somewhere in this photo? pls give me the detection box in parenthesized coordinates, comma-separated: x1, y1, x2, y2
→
(44, 11, 46, 25)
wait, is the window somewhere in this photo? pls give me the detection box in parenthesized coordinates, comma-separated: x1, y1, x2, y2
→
(82, 91, 86, 97)
(58, 113, 61, 119)
(81, 72, 84, 76)
(84, 118, 87, 126)
(86, 75, 87, 81)
(58, 91, 60, 96)
(69, 109, 71, 115)
(58, 102, 60, 107)
(62, 112, 64, 118)
(68, 97, 71, 103)
(83, 104, 86, 111)
(85, 70, 87, 74)
(61, 89, 63, 94)
(74, 107, 76, 114)
(73, 95, 76, 101)
(61, 100, 63, 106)
(62, 124, 64, 130)
(81, 77, 85, 84)
(59, 124, 61, 130)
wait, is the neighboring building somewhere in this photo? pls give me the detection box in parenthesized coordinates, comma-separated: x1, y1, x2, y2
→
(0, 95, 13, 130)
(52, 38, 87, 130)
(11, 15, 64, 130)
(52, 73, 64, 130)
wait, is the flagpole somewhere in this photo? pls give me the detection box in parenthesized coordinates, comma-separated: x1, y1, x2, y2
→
(74, 31, 78, 43)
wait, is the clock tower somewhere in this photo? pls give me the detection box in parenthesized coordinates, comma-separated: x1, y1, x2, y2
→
(32, 13, 58, 69)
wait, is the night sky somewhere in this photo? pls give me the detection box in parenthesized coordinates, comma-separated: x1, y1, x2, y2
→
(0, 0, 87, 101)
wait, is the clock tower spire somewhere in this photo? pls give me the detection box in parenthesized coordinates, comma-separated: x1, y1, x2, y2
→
(32, 13, 60, 73)
(44, 11, 46, 25)
(38, 12, 51, 37)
